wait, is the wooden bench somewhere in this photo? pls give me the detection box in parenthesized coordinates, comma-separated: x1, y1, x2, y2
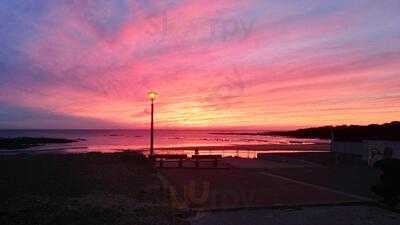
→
(153, 154, 187, 168)
(192, 155, 222, 168)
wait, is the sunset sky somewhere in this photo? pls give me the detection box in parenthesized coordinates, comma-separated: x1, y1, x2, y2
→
(1, 0, 399, 129)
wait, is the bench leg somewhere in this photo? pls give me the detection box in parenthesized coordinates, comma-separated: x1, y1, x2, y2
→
(179, 159, 183, 168)
(160, 159, 163, 168)
(214, 159, 218, 168)
(196, 158, 199, 168)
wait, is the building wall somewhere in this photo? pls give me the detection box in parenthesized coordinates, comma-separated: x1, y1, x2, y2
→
(364, 140, 400, 159)
(332, 140, 400, 162)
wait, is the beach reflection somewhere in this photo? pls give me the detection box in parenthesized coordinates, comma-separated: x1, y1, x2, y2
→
(147, 149, 328, 159)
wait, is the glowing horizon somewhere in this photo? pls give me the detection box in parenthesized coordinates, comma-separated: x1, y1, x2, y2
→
(1, 1, 399, 129)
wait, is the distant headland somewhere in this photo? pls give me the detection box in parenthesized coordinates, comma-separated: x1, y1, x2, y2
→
(211, 121, 400, 142)
(265, 121, 400, 141)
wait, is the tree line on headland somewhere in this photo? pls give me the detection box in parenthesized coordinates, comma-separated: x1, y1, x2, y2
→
(265, 121, 400, 141)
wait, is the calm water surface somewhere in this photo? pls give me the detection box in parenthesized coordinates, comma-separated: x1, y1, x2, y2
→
(0, 129, 328, 156)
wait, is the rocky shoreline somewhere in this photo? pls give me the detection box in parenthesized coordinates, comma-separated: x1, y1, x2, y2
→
(0, 137, 82, 150)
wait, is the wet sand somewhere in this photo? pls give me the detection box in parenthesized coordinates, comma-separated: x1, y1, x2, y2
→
(156, 143, 330, 151)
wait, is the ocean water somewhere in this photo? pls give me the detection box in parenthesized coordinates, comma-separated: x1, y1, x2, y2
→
(0, 129, 328, 156)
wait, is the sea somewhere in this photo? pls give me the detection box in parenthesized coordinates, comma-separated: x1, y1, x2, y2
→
(0, 129, 329, 157)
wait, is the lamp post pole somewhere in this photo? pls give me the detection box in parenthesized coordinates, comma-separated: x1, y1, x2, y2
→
(148, 91, 157, 158)
(150, 98, 154, 157)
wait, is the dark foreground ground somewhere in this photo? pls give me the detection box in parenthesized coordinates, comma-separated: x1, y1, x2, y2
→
(1, 151, 399, 225)
(159, 152, 400, 224)
(0, 152, 186, 225)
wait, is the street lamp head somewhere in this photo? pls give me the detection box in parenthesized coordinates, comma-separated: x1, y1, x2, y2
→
(148, 91, 157, 101)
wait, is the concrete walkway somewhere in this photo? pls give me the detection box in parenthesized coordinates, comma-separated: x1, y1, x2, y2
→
(159, 157, 399, 224)
(161, 167, 370, 210)
(191, 205, 400, 225)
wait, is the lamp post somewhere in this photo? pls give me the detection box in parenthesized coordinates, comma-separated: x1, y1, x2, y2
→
(148, 91, 157, 158)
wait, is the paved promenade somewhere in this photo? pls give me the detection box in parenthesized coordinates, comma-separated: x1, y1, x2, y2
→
(159, 155, 399, 224)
